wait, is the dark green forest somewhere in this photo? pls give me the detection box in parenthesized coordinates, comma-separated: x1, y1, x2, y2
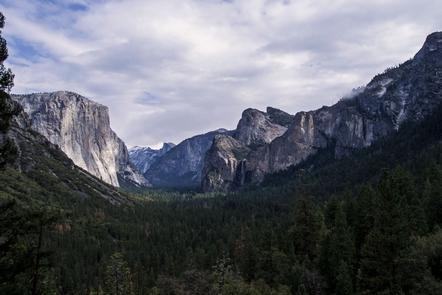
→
(1, 12, 441, 295)
(1, 103, 441, 294)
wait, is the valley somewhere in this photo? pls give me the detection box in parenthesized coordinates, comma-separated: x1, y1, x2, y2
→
(0, 7, 441, 295)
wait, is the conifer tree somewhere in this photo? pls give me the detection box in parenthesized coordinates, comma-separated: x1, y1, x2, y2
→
(103, 252, 134, 295)
(291, 197, 323, 261)
(358, 169, 424, 294)
(0, 12, 14, 92)
(0, 12, 18, 166)
(319, 202, 354, 292)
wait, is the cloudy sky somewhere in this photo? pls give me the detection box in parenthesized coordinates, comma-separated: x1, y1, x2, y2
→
(0, 0, 441, 148)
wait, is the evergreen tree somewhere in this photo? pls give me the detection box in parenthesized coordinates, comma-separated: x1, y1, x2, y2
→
(0, 12, 14, 92)
(0, 12, 18, 167)
(358, 169, 425, 294)
(103, 252, 134, 295)
(211, 255, 235, 293)
(0, 199, 58, 294)
(291, 197, 323, 262)
(319, 202, 354, 292)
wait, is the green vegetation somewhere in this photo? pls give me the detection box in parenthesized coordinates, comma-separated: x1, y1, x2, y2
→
(0, 103, 440, 294)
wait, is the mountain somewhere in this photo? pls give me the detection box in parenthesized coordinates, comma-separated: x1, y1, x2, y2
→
(144, 128, 232, 188)
(11, 91, 149, 188)
(234, 107, 294, 147)
(143, 107, 293, 189)
(129, 142, 175, 174)
(202, 107, 293, 191)
(0, 91, 129, 205)
(202, 31, 442, 192)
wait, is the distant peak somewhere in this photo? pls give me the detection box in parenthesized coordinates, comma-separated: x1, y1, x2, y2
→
(266, 106, 294, 127)
(425, 31, 442, 43)
(266, 106, 290, 115)
(130, 142, 175, 153)
(162, 142, 175, 148)
(414, 31, 442, 59)
(242, 108, 264, 115)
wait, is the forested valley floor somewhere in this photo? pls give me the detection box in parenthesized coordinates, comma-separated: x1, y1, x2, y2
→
(1, 104, 441, 294)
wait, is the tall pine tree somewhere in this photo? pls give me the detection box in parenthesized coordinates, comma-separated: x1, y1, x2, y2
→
(359, 169, 427, 294)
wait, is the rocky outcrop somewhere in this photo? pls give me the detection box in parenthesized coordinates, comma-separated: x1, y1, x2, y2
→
(12, 91, 149, 188)
(144, 129, 232, 188)
(129, 143, 175, 174)
(202, 31, 442, 191)
(201, 107, 293, 191)
(0, 91, 129, 204)
(233, 107, 293, 147)
(201, 135, 251, 192)
(144, 107, 292, 189)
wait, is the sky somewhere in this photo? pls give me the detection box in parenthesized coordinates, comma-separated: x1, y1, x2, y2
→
(0, 0, 441, 148)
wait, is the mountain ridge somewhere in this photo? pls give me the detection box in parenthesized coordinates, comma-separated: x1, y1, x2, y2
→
(201, 31, 442, 191)
(129, 142, 175, 174)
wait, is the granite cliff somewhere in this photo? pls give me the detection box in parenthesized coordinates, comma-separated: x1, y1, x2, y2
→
(0, 91, 128, 204)
(12, 91, 149, 188)
(144, 129, 232, 188)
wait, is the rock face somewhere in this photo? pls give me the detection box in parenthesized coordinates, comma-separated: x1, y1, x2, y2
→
(202, 107, 293, 191)
(234, 107, 293, 147)
(201, 135, 251, 192)
(129, 143, 175, 174)
(12, 91, 149, 188)
(0, 91, 129, 204)
(202, 31, 442, 192)
(144, 129, 232, 188)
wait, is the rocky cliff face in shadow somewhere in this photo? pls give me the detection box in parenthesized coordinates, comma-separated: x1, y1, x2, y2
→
(202, 31, 442, 192)
(202, 107, 293, 192)
(144, 129, 232, 188)
(201, 134, 251, 192)
(129, 143, 175, 174)
(12, 91, 149, 188)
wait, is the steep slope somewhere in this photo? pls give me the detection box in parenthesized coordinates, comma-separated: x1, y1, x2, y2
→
(0, 91, 129, 205)
(262, 101, 442, 199)
(12, 91, 149, 188)
(129, 142, 175, 174)
(145, 107, 292, 189)
(202, 31, 442, 191)
(201, 135, 251, 192)
(233, 107, 294, 147)
(144, 129, 232, 188)
(202, 107, 293, 191)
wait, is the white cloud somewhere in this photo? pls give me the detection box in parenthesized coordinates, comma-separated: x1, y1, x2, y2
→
(1, 0, 441, 147)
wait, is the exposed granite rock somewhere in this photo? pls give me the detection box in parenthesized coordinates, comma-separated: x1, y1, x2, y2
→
(1, 91, 129, 204)
(233, 107, 293, 147)
(129, 142, 175, 174)
(201, 135, 251, 192)
(144, 129, 232, 188)
(202, 31, 442, 191)
(266, 107, 296, 127)
(202, 107, 293, 192)
(12, 91, 149, 187)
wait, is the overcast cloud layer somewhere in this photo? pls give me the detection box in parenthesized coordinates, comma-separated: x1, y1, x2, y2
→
(1, 0, 441, 148)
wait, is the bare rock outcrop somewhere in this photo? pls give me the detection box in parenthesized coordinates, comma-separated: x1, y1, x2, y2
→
(12, 91, 149, 187)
